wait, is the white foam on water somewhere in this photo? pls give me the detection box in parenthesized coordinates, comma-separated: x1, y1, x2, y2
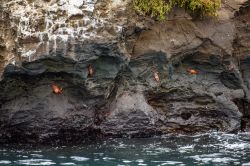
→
(189, 155, 238, 164)
(16, 159, 56, 165)
(0, 160, 11, 164)
(152, 161, 183, 165)
(155, 147, 171, 153)
(243, 162, 250, 166)
(60, 163, 76, 166)
(234, 162, 241, 165)
(138, 163, 147, 166)
(212, 157, 238, 163)
(30, 154, 44, 158)
(136, 159, 144, 163)
(224, 142, 249, 150)
(178, 145, 194, 153)
(117, 142, 127, 148)
(122, 160, 132, 163)
(32, 151, 42, 153)
(144, 146, 171, 155)
(194, 153, 222, 158)
(179, 145, 194, 149)
(70, 156, 90, 161)
(103, 157, 116, 160)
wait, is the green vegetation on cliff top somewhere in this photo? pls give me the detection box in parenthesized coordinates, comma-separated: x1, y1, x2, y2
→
(133, 0, 221, 20)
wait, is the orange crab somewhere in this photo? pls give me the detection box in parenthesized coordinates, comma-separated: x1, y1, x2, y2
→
(51, 83, 62, 94)
(187, 68, 199, 75)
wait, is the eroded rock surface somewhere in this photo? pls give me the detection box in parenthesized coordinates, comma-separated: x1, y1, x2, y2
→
(0, 0, 250, 144)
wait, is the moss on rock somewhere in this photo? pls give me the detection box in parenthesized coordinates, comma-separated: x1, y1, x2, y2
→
(133, 0, 221, 20)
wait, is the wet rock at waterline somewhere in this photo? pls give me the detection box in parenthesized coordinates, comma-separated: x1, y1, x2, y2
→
(1, 0, 250, 143)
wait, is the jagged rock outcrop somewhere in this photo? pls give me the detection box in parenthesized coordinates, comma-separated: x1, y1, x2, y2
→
(0, 0, 250, 144)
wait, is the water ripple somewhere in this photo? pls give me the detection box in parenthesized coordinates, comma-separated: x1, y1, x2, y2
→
(16, 159, 56, 165)
(0, 133, 249, 166)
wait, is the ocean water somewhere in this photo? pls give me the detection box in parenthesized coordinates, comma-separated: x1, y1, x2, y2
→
(1, 132, 250, 166)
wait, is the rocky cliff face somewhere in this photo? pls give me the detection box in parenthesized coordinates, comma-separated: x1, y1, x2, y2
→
(0, 0, 250, 144)
(0, 0, 130, 72)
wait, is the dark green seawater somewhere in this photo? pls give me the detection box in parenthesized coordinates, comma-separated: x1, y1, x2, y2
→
(1, 133, 250, 166)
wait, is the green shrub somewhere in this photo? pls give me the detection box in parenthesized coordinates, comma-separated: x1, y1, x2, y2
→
(133, 0, 221, 20)
(133, 0, 172, 20)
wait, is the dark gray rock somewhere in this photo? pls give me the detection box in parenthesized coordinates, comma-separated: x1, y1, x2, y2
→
(0, 42, 247, 144)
